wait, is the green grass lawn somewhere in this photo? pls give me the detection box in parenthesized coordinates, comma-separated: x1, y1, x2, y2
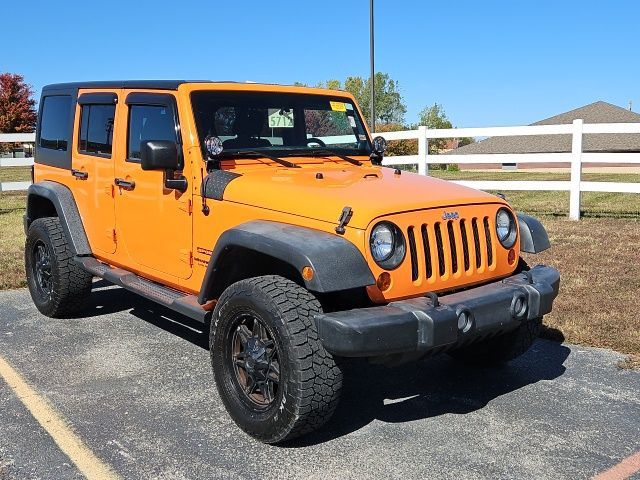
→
(0, 166, 31, 183)
(429, 170, 640, 217)
(0, 193, 26, 290)
(430, 170, 640, 182)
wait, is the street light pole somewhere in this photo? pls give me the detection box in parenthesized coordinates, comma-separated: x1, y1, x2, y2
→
(369, 0, 375, 132)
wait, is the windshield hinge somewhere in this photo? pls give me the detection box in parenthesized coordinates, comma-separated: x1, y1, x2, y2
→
(335, 206, 353, 235)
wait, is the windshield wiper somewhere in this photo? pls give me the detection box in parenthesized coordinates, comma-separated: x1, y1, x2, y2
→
(304, 148, 363, 166)
(223, 150, 300, 168)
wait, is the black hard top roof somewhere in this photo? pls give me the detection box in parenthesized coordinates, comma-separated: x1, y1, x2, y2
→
(42, 80, 238, 92)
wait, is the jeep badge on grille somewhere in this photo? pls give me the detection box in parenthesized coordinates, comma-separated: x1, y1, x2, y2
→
(442, 211, 460, 220)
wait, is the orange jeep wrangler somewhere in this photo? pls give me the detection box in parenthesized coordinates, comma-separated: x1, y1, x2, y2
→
(25, 81, 559, 443)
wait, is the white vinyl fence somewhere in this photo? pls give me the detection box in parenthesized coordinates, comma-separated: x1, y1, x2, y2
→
(2, 121, 640, 220)
(0, 133, 34, 192)
(379, 119, 640, 220)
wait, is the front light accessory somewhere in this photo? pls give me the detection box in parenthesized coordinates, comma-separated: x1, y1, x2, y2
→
(369, 222, 406, 270)
(496, 208, 517, 248)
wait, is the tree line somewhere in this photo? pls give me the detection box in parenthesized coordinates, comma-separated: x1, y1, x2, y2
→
(297, 72, 472, 156)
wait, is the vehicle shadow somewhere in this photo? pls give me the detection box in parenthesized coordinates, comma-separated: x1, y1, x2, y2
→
(81, 283, 209, 349)
(80, 284, 571, 446)
(286, 340, 571, 447)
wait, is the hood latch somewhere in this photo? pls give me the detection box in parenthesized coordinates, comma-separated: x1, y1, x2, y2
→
(335, 206, 353, 235)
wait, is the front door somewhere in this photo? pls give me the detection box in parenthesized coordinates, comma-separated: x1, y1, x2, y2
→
(113, 91, 192, 280)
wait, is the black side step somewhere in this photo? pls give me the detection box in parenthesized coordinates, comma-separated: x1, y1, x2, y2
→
(76, 257, 210, 324)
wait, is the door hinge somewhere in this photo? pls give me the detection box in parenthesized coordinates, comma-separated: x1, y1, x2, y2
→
(110, 228, 117, 242)
(179, 199, 193, 215)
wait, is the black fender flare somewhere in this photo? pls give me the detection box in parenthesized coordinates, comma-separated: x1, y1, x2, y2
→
(517, 213, 551, 254)
(25, 181, 92, 256)
(198, 220, 376, 304)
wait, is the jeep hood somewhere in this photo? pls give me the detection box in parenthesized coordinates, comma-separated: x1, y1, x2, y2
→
(221, 165, 501, 230)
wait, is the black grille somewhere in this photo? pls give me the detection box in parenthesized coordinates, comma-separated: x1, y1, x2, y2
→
(421, 224, 433, 279)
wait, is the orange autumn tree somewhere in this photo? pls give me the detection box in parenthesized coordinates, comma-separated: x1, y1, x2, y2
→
(0, 73, 37, 133)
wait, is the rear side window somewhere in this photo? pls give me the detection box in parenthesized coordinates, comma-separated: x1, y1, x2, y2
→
(78, 104, 116, 156)
(39, 96, 72, 151)
(127, 105, 177, 160)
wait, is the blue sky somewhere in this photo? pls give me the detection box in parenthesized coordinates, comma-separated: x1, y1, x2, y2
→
(2, 0, 637, 127)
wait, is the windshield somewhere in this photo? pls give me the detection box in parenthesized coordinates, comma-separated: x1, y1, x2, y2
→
(191, 91, 371, 158)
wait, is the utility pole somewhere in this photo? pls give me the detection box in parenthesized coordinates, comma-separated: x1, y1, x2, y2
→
(369, 0, 375, 132)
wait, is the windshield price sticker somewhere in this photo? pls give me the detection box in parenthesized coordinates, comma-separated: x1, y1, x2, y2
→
(330, 101, 347, 112)
(268, 109, 294, 128)
(348, 115, 357, 128)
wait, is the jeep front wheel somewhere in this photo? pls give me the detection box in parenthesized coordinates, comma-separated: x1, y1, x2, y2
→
(210, 275, 342, 443)
(25, 217, 93, 317)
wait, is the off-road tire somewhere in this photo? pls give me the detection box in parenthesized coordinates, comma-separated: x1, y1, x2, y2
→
(25, 217, 93, 317)
(210, 275, 342, 443)
(448, 317, 542, 366)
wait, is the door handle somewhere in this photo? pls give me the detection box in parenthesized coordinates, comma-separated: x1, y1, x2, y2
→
(71, 169, 88, 180)
(114, 178, 136, 190)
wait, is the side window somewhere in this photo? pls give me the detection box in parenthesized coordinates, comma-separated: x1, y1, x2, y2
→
(78, 104, 116, 156)
(127, 105, 177, 160)
(39, 96, 72, 151)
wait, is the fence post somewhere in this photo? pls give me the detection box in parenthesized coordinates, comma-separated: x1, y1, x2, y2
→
(418, 125, 428, 175)
(569, 119, 583, 220)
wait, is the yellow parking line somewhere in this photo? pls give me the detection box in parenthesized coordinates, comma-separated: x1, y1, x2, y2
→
(593, 450, 640, 480)
(0, 355, 120, 480)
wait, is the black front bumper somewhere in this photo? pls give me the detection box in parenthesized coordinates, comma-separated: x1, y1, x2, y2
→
(314, 265, 560, 357)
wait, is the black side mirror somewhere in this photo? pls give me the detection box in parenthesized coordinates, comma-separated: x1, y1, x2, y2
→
(140, 140, 187, 192)
(140, 140, 179, 171)
(370, 136, 387, 165)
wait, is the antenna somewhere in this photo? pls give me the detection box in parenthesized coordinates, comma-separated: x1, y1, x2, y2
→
(629, 100, 633, 111)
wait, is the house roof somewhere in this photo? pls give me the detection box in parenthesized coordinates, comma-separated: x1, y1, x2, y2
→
(447, 101, 640, 155)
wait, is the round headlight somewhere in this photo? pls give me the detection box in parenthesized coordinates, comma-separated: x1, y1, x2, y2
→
(496, 208, 517, 248)
(370, 222, 405, 270)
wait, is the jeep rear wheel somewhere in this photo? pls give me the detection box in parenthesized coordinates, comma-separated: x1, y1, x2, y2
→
(210, 275, 342, 443)
(448, 316, 542, 366)
(25, 217, 93, 317)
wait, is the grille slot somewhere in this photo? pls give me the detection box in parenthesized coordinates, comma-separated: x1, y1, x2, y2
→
(483, 216, 494, 266)
(460, 219, 470, 272)
(434, 222, 446, 276)
(472, 218, 482, 268)
(407, 227, 419, 281)
(421, 225, 433, 279)
(447, 221, 458, 274)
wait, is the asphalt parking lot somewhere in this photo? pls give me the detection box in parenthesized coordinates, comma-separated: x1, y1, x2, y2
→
(0, 284, 639, 480)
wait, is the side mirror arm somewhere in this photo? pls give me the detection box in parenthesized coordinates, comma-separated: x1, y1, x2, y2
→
(165, 170, 188, 193)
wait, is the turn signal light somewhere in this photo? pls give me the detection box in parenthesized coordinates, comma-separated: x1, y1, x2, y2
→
(302, 266, 314, 281)
(376, 272, 392, 292)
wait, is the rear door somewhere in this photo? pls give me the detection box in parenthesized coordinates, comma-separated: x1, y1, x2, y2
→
(71, 92, 118, 254)
(113, 91, 192, 280)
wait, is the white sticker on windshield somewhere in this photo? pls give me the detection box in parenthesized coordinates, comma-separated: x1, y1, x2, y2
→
(348, 115, 356, 128)
(268, 109, 294, 128)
